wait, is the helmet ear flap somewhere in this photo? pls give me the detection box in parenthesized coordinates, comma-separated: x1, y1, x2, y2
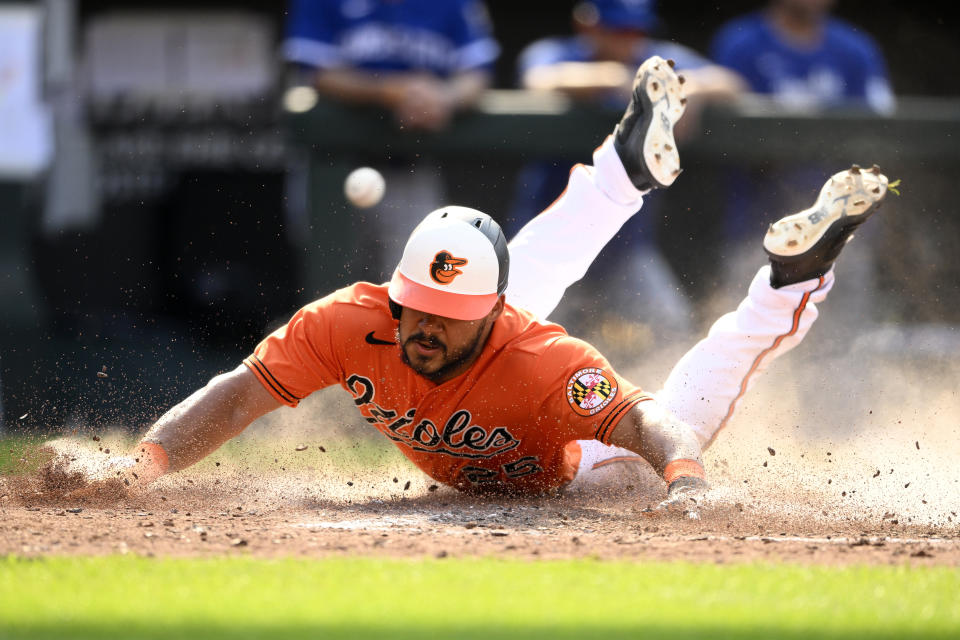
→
(388, 299, 403, 320)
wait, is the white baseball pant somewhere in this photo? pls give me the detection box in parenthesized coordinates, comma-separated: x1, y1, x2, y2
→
(504, 136, 834, 487)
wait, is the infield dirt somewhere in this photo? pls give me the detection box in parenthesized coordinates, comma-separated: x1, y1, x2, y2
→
(1, 463, 957, 566)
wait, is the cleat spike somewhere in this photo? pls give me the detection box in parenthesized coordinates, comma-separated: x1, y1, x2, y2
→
(667, 59, 676, 67)
(677, 75, 686, 84)
(850, 164, 861, 174)
(870, 164, 881, 174)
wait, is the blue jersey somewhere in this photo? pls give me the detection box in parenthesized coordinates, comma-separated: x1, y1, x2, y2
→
(710, 12, 893, 112)
(283, 0, 499, 77)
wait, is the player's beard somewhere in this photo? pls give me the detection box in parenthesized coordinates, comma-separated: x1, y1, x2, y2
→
(397, 319, 489, 383)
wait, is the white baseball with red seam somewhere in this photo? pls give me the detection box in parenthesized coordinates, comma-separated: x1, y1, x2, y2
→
(344, 167, 386, 208)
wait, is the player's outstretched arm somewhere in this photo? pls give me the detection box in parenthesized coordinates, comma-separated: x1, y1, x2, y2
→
(137, 364, 283, 476)
(607, 399, 707, 513)
(43, 365, 281, 497)
(72, 365, 282, 493)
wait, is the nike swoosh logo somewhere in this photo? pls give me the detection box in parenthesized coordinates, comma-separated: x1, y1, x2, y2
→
(365, 331, 395, 346)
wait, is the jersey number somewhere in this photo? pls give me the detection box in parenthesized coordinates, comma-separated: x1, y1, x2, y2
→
(461, 456, 543, 485)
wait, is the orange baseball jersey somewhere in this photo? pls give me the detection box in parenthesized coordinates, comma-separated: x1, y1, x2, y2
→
(244, 282, 651, 494)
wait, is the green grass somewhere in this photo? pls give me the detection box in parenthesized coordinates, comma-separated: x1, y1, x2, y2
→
(0, 434, 48, 475)
(1, 556, 957, 639)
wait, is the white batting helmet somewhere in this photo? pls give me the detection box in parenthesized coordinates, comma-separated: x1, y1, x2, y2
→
(387, 206, 510, 321)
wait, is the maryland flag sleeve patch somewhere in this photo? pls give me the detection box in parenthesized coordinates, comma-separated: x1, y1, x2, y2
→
(566, 367, 617, 417)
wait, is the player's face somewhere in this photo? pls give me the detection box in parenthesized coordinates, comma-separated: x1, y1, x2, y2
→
(397, 298, 504, 384)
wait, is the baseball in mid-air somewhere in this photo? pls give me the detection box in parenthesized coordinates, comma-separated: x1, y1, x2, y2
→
(344, 167, 385, 208)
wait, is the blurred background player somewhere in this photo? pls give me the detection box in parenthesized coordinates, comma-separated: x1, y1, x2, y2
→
(711, 0, 894, 114)
(705, 0, 895, 316)
(504, 0, 744, 339)
(283, 0, 500, 284)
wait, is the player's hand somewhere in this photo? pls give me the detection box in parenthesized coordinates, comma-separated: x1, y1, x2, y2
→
(62, 456, 136, 501)
(89, 454, 146, 487)
(650, 476, 708, 520)
(38, 438, 167, 499)
(66, 453, 166, 500)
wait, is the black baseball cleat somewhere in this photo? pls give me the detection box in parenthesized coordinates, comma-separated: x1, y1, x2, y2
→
(613, 55, 687, 191)
(764, 165, 890, 288)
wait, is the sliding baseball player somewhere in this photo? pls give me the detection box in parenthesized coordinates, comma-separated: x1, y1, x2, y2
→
(54, 57, 891, 514)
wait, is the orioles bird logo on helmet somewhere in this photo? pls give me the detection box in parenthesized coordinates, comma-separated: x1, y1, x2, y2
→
(430, 250, 468, 285)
